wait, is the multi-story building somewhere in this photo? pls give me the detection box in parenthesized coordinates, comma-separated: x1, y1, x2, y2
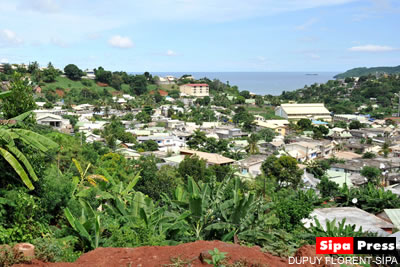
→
(179, 83, 209, 97)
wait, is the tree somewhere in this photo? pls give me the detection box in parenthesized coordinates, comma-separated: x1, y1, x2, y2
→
(258, 128, 276, 142)
(1, 73, 36, 119)
(178, 155, 210, 182)
(261, 155, 303, 189)
(362, 152, 376, 159)
(255, 95, 264, 106)
(0, 112, 58, 190)
(94, 67, 112, 84)
(297, 119, 312, 130)
(239, 90, 251, 99)
(64, 64, 83, 80)
(42, 62, 59, 82)
(360, 166, 381, 186)
(246, 133, 260, 154)
(349, 120, 362, 130)
(317, 177, 339, 198)
(136, 111, 151, 123)
(110, 74, 123, 90)
(130, 75, 147, 95)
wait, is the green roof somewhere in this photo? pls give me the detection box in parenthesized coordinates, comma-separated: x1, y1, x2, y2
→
(384, 209, 400, 229)
(326, 170, 354, 188)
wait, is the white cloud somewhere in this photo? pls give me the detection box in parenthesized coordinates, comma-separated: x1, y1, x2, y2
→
(18, 0, 60, 13)
(349, 44, 398, 52)
(0, 58, 9, 63)
(166, 49, 177, 56)
(295, 18, 318, 31)
(0, 29, 23, 46)
(108, 35, 133, 49)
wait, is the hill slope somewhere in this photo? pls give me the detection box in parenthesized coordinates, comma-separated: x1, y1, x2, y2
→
(334, 65, 400, 79)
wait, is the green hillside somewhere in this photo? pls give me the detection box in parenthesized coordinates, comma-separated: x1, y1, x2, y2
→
(334, 65, 400, 79)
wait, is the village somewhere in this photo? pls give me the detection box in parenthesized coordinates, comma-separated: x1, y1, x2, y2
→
(1, 63, 394, 246)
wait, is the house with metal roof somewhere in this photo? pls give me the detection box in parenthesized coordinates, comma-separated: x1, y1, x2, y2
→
(275, 103, 331, 121)
(180, 148, 235, 166)
(303, 207, 394, 236)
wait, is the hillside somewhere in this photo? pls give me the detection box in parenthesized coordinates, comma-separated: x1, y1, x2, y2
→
(334, 65, 400, 79)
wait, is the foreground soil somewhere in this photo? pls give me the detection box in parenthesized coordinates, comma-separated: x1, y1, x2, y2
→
(15, 241, 322, 267)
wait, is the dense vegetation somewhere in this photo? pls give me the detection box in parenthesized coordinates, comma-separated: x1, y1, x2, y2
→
(0, 64, 398, 265)
(334, 65, 400, 79)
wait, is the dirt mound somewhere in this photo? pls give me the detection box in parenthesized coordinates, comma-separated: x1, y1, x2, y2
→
(14, 240, 293, 267)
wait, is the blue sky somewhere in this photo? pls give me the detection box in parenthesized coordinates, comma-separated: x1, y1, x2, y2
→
(0, 0, 399, 72)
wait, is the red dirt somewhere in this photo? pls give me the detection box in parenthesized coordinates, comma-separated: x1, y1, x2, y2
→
(96, 82, 109, 87)
(14, 240, 295, 267)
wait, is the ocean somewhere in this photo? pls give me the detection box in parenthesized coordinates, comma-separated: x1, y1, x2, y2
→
(140, 72, 338, 96)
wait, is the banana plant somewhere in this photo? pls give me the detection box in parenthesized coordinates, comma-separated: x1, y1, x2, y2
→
(0, 111, 58, 190)
(0, 91, 11, 99)
(64, 199, 101, 250)
(308, 218, 376, 237)
(71, 158, 109, 196)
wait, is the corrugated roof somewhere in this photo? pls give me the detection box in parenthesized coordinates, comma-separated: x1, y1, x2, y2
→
(280, 103, 330, 115)
(384, 209, 400, 229)
(180, 149, 235, 165)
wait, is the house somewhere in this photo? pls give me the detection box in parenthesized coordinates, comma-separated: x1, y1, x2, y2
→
(377, 209, 400, 230)
(254, 117, 289, 136)
(115, 148, 140, 160)
(330, 157, 400, 174)
(275, 103, 331, 121)
(180, 148, 235, 166)
(179, 83, 209, 97)
(303, 207, 394, 236)
(36, 113, 71, 133)
(216, 128, 247, 139)
(83, 69, 96, 80)
(137, 134, 185, 153)
(0, 63, 4, 73)
(235, 155, 267, 179)
(284, 140, 333, 162)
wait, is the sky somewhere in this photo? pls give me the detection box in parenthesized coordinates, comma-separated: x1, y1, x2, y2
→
(0, 0, 399, 72)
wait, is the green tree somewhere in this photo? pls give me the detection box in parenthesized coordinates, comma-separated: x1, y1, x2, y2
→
(42, 62, 59, 82)
(255, 95, 264, 106)
(64, 64, 83, 80)
(261, 155, 303, 189)
(349, 120, 362, 130)
(130, 75, 147, 95)
(360, 166, 381, 186)
(178, 155, 210, 182)
(317, 177, 339, 198)
(246, 133, 260, 154)
(1, 73, 36, 119)
(136, 111, 152, 123)
(297, 119, 312, 130)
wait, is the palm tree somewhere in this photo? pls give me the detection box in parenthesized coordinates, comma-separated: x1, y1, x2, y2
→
(246, 133, 260, 154)
(0, 111, 58, 190)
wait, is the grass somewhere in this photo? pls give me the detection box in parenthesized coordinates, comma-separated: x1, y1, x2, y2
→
(246, 106, 283, 120)
(41, 76, 117, 94)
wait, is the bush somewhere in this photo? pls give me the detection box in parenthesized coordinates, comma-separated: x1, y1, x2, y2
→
(32, 236, 81, 262)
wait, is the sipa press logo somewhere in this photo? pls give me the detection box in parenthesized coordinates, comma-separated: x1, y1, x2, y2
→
(316, 237, 396, 255)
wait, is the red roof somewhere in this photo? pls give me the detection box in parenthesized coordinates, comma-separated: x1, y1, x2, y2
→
(186, 83, 209, 87)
